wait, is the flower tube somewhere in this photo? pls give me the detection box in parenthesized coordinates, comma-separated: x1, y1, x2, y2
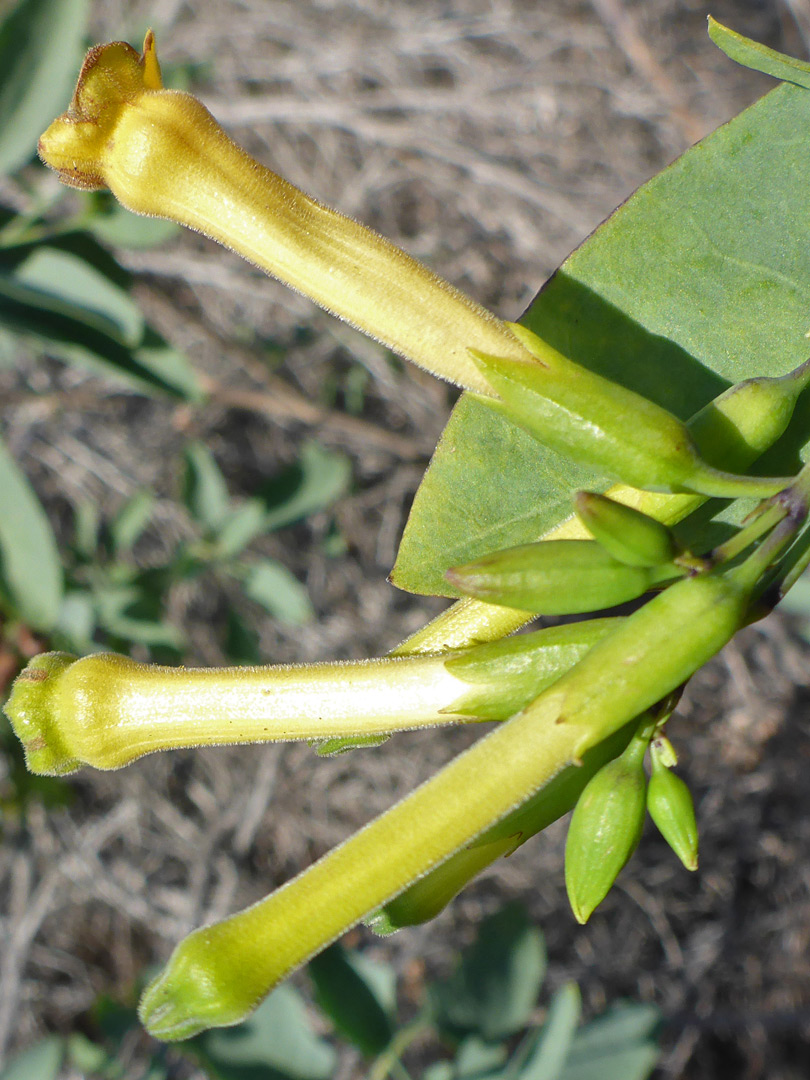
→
(37, 32, 530, 393)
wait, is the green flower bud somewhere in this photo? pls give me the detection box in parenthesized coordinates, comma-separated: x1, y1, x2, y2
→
(470, 322, 793, 499)
(647, 745, 698, 871)
(445, 540, 679, 614)
(564, 732, 649, 924)
(688, 359, 810, 469)
(368, 714, 637, 933)
(573, 491, 678, 568)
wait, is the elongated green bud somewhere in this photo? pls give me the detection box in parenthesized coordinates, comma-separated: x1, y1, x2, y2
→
(573, 491, 678, 568)
(445, 540, 680, 614)
(367, 715, 637, 933)
(564, 727, 649, 924)
(647, 742, 698, 871)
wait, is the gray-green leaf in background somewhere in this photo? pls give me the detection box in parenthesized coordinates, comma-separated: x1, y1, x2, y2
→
(183, 442, 231, 533)
(431, 903, 547, 1043)
(261, 441, 351, 532)
(509, 982, 581, 1080)
(392, 73, 810, 596)
(0, 0, 89, 176)
(110, 489, 156, 554)
(190, 984, 336, 1080)
(0, 245, 201, 399)
(240, 559, 314, 626)
(0, 435, 62, 629)
(559, 1003, 660, 1080)
(308, 943, 395, 1057)
(0, 1036, 63, 1080)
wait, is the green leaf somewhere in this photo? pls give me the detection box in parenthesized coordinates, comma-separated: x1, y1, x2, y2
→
(308, 943, 394, 1056)
(110, 490, 155, 553)
(65, 1033, 110, 1075)
(393, 78, 810, 595)
(558, 1045, 659, 1080)
(215, 500, 268, 558)
(72, 498, 100, 561)
(0, 246, 201, 399)
(454, 1036, 508, 1077)
(509, 983, 581, 1080)
(189, 984, 336, 1080)
(708, 17, 810, 89)
(86, 196, 181, 250)
(565, 1003, 660, 1058)
(223, 607, 262, 664)
(261, 441, 351, 532)
(0, 434, 62, 629)
(240, 559, 315, 626)
(559, 1003, 660, 1080)
(0, 1037, 63, 1080)
(53, 590, 96, 652)
(0, 0, 89, 175)
(431, 903, 546, 1042)
(183, 442, 231, 532)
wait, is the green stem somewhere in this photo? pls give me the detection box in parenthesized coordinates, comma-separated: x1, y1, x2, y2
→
(367, 1015, 431, 1080)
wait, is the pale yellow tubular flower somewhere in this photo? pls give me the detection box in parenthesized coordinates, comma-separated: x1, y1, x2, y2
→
(38, 32, 530, 393)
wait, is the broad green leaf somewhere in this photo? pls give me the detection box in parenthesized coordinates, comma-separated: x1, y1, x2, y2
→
(0, 434, 62, 629)
(0, 0, 89, 175)
(14, 247, 144, 345)
(190, 984, 336, 1080)
(0, 1037, 63, 1080)
(262, 441, 351, 532)
(393, 79, 810, 596)
(0, 246, 201, 399)
(308, 943, 394, 1056)
(183, 442, 231, 532)
(240, 559, 314, 626)
(431, 903, 546, 1042)
(72, 498, 100, 561)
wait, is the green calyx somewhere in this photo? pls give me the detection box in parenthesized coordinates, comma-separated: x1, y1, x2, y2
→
(647, 743, 699, 871)
(471, 323, 795, 498)
(564, 723, 651, 924)
(446, 539, 682, 614)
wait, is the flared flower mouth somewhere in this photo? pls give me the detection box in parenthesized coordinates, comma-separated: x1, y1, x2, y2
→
(39, 32, 163, 190)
